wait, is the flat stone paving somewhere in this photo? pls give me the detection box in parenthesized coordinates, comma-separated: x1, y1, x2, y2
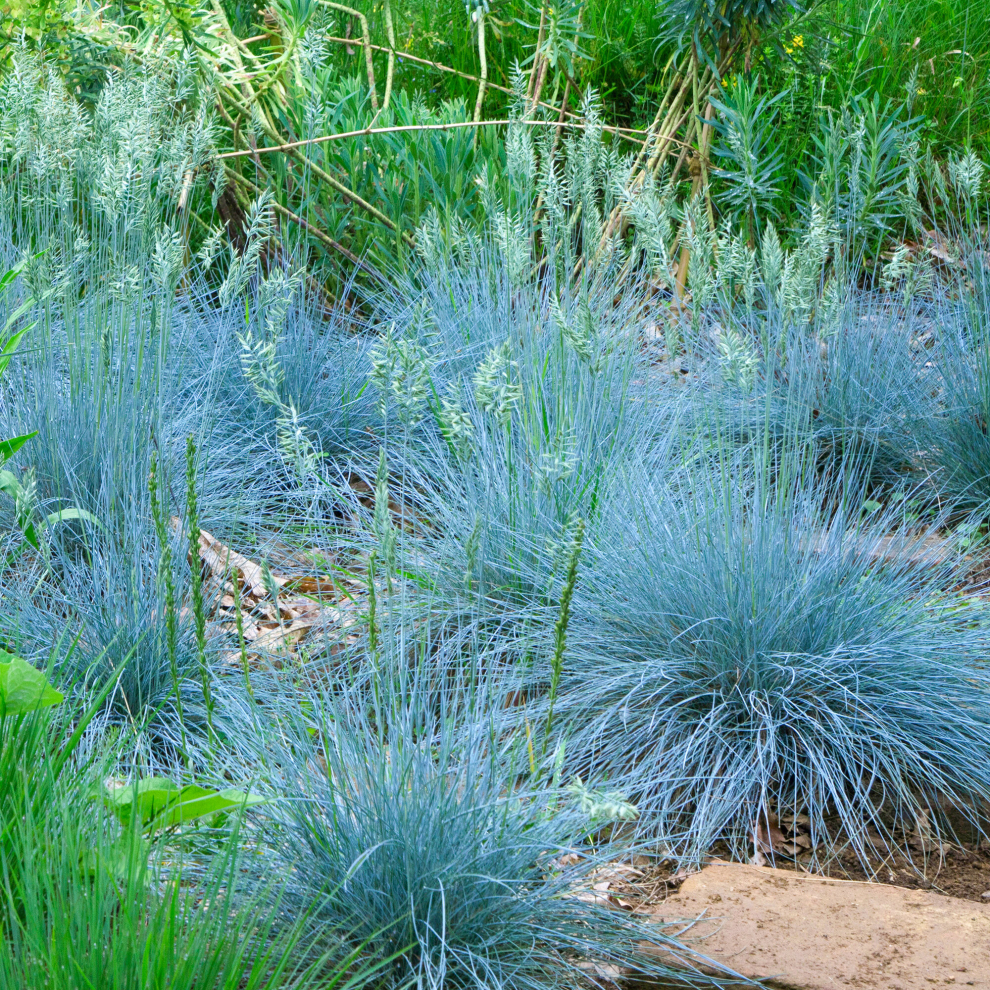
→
(649, 861, 990, 989)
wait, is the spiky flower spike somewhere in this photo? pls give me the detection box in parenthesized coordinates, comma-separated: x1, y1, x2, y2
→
(149, 451, 187, 759)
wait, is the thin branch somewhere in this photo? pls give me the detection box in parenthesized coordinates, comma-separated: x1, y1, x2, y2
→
(217, 89, 412, 244)
(473, 12, 487, 124)
(318, 1, 378, 110)
(528, 55, 549, 116)
(382, 0, 396, 113)
(216, 118, 645, 161)
(226, 167, 383, 277)
(527, 5, 547, 104)
(553, 1, 584, 144)
(321, 37, 647, 139)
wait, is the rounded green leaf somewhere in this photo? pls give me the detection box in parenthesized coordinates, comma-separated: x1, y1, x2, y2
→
(0, 654, 63, 714)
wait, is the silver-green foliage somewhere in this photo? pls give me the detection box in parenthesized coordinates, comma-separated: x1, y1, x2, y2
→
(559, 466, 990, 865)
(243, 670, 744, 990)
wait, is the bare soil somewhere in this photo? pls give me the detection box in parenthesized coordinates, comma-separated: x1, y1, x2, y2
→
(644, 861, 990, 989)
(789, 842, 990, 904)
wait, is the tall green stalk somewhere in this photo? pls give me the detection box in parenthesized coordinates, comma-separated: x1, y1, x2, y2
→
(543, 517, 585, 753)
(233, 575, 253, 701)
(185, 436, 215, 742)
(367, 549, 380, 663)
(149, 451, 188, 760)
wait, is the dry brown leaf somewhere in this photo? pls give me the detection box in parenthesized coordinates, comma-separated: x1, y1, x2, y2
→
(283, 576, 337, 595)
(221, 650, 253, 666)
(335, 573, 370, 590)
(571, 889, 613, 906)
(249, 619, 314, 655)
(575, 960, 626, 984)
(608, 865, 644, 879)
(285, 600, 323, 620)
(171, 517, 284, 599)
(253, 601, 279, 622)
(346, 475, 372, 495)
(755, 816, 789, 855)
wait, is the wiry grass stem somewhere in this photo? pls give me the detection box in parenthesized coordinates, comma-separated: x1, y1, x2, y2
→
(185, 436, 215, 743)
(544, 517, 585, 753)
(149, 452, 188, 762)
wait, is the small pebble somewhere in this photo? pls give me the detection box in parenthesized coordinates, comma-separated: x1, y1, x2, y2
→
(980, 891, 990, 901)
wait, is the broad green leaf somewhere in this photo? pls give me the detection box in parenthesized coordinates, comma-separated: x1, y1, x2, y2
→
(80, 835, 150, 883)
(0, 469, 20, 499)
(18, 507, 104, 553)
(0, 432, 37, 463)
(19, 520, 39, 552)
(0, 325, 31, 376)
(104, 777, 180, 827)
(2, 305, 35, 339)
(43, 507, 103, 530)
(0, 654, 63, 714)
(104, 779, 266, 831)
(153, 785, 267, 829)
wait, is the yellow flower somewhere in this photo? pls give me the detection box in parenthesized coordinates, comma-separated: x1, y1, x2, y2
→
(784, 46, 793, 54)
(917, 87, 927, 95)
(792, 34, 804, 48)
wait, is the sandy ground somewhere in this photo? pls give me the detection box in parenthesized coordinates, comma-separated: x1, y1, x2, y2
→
(648, 861, 990, 989)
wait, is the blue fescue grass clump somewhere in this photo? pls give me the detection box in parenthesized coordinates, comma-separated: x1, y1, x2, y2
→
(5, 32, 990, 980)
(0, 531, 211, 770)
(698, 295, 927, 495)
(4, 357, 178, 547)
(556, 463, 990, 865)
(181, 287, 382, 518)
(368, 255, 673, 618)
(793, 311, 923, 486)
(245, 668, 745, 990)
(913, 288, 990, 519)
